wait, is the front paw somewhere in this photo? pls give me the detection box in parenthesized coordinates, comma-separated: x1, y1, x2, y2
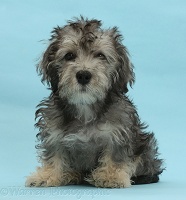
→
(86, 169, 131, 188)
(25, 177, 47, 187)
(25, 174, 62, 187)
(25, 167, 81, 187)
(25, 166, 63, 187)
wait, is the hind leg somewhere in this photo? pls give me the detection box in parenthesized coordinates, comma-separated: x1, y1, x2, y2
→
(131, 174, 160, 185)
(132, 134, 164, 185)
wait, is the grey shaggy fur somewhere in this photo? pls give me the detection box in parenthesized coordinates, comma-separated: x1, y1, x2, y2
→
(26, 17, 164, 188)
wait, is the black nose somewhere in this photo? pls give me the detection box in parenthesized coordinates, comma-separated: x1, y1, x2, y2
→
(76, 70, 92, 85)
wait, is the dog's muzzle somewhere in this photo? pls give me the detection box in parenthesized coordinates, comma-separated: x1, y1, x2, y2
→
(76, 70, 92, 85)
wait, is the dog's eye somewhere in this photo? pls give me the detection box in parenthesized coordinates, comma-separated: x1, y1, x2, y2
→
(95, 53, 106, 60)
(64, 52, 76, 61)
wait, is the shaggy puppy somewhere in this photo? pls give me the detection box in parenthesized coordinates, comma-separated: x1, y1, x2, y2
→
(26, 17, 164, 188)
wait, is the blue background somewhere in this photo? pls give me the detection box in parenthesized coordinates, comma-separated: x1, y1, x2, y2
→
(0, 0, 186, 199)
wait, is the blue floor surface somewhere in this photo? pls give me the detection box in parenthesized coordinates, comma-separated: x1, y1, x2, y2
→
(0, 0, 186, 199)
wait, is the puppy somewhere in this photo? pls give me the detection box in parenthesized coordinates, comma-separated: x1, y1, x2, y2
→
(26, 17, 164, 188)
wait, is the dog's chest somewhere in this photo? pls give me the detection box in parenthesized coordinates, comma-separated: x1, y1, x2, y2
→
(61, 123, 109, 171)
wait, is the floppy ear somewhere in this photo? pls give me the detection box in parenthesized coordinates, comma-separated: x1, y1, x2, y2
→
(112, 28, 135, 93)
(117, 45, 135, 93)
(37, 27, 61, 93)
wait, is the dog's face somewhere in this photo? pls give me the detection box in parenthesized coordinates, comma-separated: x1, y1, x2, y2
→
(38, 17, 134, 105)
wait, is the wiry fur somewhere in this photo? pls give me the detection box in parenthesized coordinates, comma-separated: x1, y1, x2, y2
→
(26, 17, 164, 188)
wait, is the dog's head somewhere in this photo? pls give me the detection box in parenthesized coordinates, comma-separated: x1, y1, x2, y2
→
(38, 17, 135, 105)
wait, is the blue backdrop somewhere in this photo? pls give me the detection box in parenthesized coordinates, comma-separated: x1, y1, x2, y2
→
(0, 0, 186, 199)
